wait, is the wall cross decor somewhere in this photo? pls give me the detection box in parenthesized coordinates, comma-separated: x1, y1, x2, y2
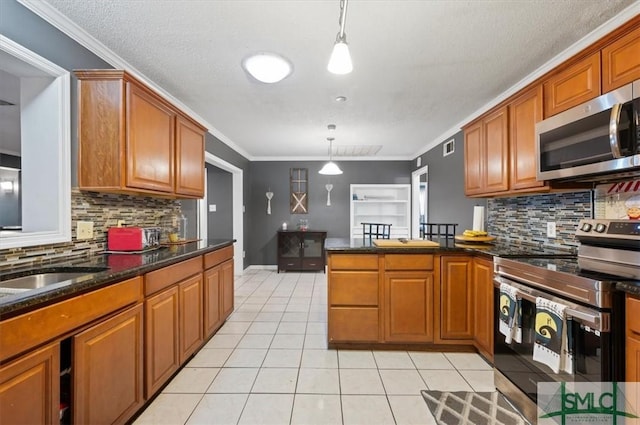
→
(290, 168, 308, 214)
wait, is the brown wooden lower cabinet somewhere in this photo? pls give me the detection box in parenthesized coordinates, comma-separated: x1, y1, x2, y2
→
(73, 303, 144, 425)
(203, 266, 223, 339)
(221, 259, 234, 319)
(472, 257, 494, 361)
(329, 307, 379, 342)
(384, 271, 434, 342)
(179, 274, 204, 364)
(439, 256, 473, 341)
(0, 342, 60, 425)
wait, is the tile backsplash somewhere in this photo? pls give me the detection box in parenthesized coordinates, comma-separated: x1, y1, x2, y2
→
(487, 191, 592, 250)
(0, 189, 181, 270)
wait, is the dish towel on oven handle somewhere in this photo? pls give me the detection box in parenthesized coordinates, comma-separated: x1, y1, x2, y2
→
(498, 282, 521, 344)
(532, 297, 573, 374)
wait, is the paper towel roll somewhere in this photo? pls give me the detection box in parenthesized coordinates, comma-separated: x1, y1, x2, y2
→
(472, 206, 485, 231)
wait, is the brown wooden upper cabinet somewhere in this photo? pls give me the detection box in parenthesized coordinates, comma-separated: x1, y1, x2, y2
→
(543, 52, 601, 118)
(76, 70, 206, 198)
(463, 106, 509, 196)
(602, 25, 640, 93)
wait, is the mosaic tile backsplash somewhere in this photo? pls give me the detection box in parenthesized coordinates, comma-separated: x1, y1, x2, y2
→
(0, 189, 181, 270)
(487, 191, 592, 251)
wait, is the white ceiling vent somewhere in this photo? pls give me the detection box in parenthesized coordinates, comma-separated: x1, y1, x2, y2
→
(333, 145, 383, 157)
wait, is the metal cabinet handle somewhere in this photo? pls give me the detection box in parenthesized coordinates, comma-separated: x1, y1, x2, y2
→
(610, 103, 623, 159)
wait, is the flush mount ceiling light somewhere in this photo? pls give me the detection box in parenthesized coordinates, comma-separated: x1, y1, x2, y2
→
(327, 0, 353, 75)
(319, 137, 343, 175)
(242, 53, 292, 83)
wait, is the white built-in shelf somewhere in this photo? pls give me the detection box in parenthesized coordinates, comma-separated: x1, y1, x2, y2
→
(350, 184, 411, 239)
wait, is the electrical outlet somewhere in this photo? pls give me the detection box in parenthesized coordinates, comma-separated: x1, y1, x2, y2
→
(547, 222, 556, 238)
(77, 221, 94, 240)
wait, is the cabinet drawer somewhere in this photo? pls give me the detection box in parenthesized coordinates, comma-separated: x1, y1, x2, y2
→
(145, 256, 203, 296)
(1, 277, 143, 362)
(204, 245, 234, 269)
(627, 295, 640, 335)
(302, 258, 324, 270)
(329, 307, 379, 342)
(385, 254, 434, 270)
(329, 254, 379, 270)
(329, 272, 379, 306)
(279, 258, 302, 270)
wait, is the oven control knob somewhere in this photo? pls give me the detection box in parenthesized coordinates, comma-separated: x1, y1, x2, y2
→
(580, 223, 592, 232)
(595, 223, 607, 233)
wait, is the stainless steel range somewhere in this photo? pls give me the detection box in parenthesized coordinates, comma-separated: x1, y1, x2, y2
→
(493, 219, 640, 423)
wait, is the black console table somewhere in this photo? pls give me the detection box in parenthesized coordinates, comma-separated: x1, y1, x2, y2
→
(277, 230, 327, 273)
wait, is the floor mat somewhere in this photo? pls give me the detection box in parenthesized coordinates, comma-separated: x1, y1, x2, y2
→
(421, 390, 527, 425)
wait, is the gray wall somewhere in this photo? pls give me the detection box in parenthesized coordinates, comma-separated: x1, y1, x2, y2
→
(413, 131, 485, 232)
(206, 164, 233, 240)
(247, 160, 411, 266)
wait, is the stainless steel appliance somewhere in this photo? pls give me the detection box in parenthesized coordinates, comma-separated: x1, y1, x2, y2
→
(536, 80, 639, 182)
(493, 221, 640, 423)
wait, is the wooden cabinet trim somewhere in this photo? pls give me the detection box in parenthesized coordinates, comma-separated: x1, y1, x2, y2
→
(0, 277, 142, 362)
(145, 256, 203, 296)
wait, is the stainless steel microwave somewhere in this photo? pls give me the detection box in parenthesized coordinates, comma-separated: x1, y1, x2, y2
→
(536, 80, 639, 182)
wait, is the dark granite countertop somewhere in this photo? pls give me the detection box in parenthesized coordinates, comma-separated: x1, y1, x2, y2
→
(0, 239, 234, 318)
(325, 237, 576, 258)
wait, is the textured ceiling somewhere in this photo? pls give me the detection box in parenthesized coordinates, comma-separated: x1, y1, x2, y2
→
(31, 0, 638, 160)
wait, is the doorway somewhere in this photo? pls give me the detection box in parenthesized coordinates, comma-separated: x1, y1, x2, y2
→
(411, 165, 428, 239)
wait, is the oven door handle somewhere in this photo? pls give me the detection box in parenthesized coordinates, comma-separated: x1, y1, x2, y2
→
(494, 276, 609, 332)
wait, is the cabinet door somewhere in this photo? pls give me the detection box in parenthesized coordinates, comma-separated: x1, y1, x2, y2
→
(543, 52, 601, 117)
(509, 85, 545, 191)
(221, 259, 235, 320)
(384, 272, 434, 342)
(179, 274, 204, 364)
(175, 115, 205, 198)
(74, 304, 144, 425)
(329, 307, 379, 343)
(464, 121, 484, 195)
(440, 256, 473, 340)
(278, 232, 302, 271)
(0, 343, 59, 425)
(145, 286, 179, 397)
(473, 258, 494, 362)
(602, 26, 640, 93)
(483, 107, 509, 193)
(204, 266, 222, 339)
(126, 82, 175, 193)
(302, 232, 326, 271)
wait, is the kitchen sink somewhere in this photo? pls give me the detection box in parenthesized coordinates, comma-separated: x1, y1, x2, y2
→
(0, 267, 109, 291)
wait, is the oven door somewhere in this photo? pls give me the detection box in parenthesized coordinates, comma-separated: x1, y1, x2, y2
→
(493, 276, 615, 404)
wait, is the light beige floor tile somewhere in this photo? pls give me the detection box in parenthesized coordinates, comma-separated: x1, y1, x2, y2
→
(296, 368, 340, 394)
(216, 321, 251, 334)
(308, 311, 327, 322)
(379, 369, 427, 395)
(339, 369, 385, 395)
(271, 334, 305, 349)
(261, 303, 287, 313)
(341, 395, 395, 425)
(304, 334, 328, 349)
(204, 333, 243, 349)
(282, 312, 309, 322)
(206, 367, 259, 393)
(263, 349, 303, 368)
(408, 352, 455, 370)
(246, 321, 279, 334)
(224, 348, 267, 367)
(133, 393, 202, 424)
(246, 296, 269, 304)
(286, 304, 311, 313)
(288, 297, 311, 306)
(237, 333, 274, 349)
(306, 322, 327, 335)
(162, 367, 219, 393)
(309, 304, 327, 313)
(235, 303, 263, 312)
(338, 350, 377, 369)
(266, 296, 290, 305)
(388, 395, 438, 425)
(373, 351, 415, 369)
(459, 369, 496, 392)
(419, 369, 473, 391)
(187, 348, 233, 368)
(254, 312, 284, 322)
(444, 352, 493, 370)
(277, 321, 308, 334)
(227, 311, 259, 322)
(238, 394, 294, 425)
(252, 367, 298, 393)
(186, 393, 248, 425)
(301, 349, 338, 368)
(291, 394, 342, 425)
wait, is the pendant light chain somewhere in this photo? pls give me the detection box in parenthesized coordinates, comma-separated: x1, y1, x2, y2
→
(337, 0, 348, 41)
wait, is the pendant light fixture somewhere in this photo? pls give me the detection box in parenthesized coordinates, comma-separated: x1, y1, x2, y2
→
(319, 137, 343, 175)
(327, 0, 353, 75)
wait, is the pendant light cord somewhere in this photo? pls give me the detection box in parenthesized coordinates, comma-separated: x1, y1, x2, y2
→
(337, 0, 348, 41)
